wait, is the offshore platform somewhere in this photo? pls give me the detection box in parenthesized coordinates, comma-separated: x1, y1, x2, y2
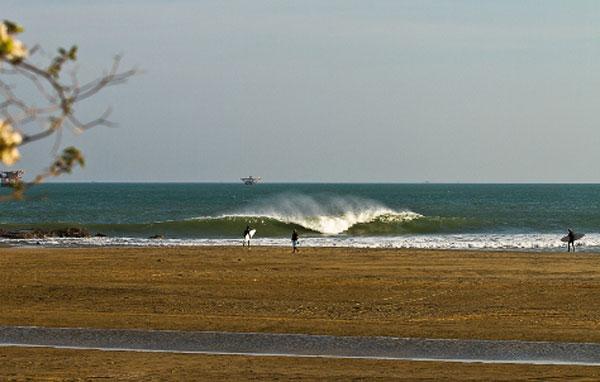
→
(240, 176, 261, 185)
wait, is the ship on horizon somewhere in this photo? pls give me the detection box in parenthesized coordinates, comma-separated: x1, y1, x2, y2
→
(241, 176, 261, 185)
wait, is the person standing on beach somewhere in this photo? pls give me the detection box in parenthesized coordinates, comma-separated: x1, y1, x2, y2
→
(243, 225, 252, 247)
(567, 228, 576, 252)
(291, 229, 299, 253)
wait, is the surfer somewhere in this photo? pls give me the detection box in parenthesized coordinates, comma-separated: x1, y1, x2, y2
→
(243, 225, 252, 247)
(567, 228, 576, 252)
(291, 229, 299, 253)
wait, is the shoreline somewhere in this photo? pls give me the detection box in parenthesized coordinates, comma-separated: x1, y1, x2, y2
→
(2, 243, 592, 253)
(0, 234, 593, 252)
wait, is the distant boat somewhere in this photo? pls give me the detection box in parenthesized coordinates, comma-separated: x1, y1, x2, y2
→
(0, 170, 23, 187)
(241, 176, 261, 185)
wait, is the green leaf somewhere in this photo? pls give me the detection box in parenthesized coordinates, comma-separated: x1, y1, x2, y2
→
(68, 46, 78, 60)
(3, 20, 24, 34)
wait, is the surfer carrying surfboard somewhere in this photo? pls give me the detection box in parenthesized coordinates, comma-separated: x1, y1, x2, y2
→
(560, 229, 584, 252)
(291, 229, 299, 253)
(567, 229, 576, 252)
(243, 225, 256, 247)
(560, 228, 586, 252)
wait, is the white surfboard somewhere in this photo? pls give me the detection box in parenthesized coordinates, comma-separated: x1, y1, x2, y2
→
(249, 229, 256, 238)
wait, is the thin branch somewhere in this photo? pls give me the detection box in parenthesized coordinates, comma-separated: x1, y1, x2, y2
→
(15, 61, 69, 112)
(20, 115, 65, 144)
(14, 65, 58, 103)
(0, 39, 138, 199)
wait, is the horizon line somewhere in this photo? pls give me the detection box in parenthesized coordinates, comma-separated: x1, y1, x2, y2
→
(31, 181, 600, 185)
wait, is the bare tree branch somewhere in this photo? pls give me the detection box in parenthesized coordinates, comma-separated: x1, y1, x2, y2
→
(6, 55, 137, 145)
(0, 21, 137, 198)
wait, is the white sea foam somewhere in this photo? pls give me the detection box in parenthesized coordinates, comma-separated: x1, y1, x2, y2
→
(216, 194, 422, 234)
(5, 233, 600, 252)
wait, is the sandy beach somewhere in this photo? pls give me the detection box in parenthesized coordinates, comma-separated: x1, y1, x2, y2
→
(2, 346, 600, 381)
(1, 246, 600, 379)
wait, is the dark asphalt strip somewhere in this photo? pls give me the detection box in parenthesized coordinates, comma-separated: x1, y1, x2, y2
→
(1, 326, 600, 366)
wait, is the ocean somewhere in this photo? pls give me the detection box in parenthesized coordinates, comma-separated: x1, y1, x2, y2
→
(1, 183, 599, 251)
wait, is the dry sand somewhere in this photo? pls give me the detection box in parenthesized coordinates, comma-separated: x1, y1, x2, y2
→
(1, 246, 600, 380)
(2, 346, 600, 381)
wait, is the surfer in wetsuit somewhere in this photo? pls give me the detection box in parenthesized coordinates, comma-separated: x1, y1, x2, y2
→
(292, 230, 298, 253)
(567, 228, 576, 253)
(243, 225, 252, 247)
(291, 229, 299, 253)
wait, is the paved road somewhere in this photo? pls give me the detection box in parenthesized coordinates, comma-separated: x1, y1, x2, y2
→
(2, 326, 600, 366)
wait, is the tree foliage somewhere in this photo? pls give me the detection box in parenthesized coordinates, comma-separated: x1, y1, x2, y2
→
(0, 20, 136, 198)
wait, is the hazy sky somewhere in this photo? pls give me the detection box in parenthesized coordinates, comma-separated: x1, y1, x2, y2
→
(4, 1, 600, 182)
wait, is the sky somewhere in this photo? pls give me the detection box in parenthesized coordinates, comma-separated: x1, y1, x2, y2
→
(4, 0, 600, 182)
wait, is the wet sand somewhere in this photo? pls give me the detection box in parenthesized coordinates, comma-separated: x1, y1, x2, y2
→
(4, 326, 600, 365)
(1, 246, 600, 379)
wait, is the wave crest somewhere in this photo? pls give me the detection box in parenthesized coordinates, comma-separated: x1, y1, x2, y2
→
(2, 194, 473, 238)
(221, 194, 421, 235)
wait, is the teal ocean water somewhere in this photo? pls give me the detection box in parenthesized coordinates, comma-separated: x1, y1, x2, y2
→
(1, 183, 599, 250)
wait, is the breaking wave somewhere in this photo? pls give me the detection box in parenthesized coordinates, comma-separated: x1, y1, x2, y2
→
(210, 196, 422, 235)
(1, 192, 597, 251)
(0, 195, 490, 239)
(0, 194, 462, 238)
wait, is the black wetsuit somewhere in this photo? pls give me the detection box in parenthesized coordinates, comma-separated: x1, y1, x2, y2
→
(567, 230, 576, 252)
(291, 231, 299, 252)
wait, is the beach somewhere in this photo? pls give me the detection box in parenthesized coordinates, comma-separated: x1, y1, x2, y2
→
(3, 346, 600, 381)
(2, 246, 600, 379)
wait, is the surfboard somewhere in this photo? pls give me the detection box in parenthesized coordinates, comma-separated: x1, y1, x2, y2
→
(561, 233, 585, 242)
(244, 229, 257, 241)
